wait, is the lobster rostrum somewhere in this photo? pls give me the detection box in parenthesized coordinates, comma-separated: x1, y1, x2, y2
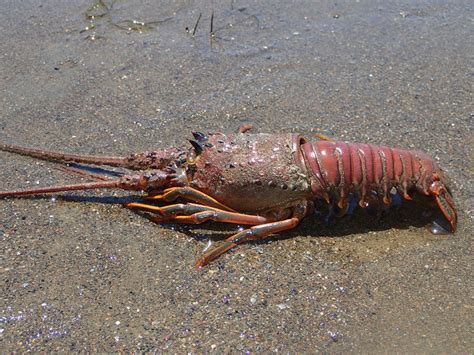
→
(0, 128, 457, 268)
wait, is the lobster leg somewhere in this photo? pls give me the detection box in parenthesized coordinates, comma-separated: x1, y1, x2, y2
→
(173, 212, 267, 225)
(145, 187, 236, 211)
(126, 202, 269, 225)
(314, 133, 335, 142)
(194, 216, 302, 268)
(194, 201, 309, 268)
(238, 124, 253, 133)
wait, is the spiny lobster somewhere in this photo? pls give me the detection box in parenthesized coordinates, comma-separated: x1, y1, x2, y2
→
(0, 128, 457, 268)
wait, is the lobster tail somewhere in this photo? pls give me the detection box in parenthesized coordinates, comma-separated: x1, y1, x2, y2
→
(300, 138, 458, 233)
(300, 140, 415, 207)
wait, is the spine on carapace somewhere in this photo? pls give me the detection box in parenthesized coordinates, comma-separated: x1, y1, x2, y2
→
(300, 140, 437, 207)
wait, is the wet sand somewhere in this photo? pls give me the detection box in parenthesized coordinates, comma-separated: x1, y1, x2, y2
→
(1, 0, 472, 352)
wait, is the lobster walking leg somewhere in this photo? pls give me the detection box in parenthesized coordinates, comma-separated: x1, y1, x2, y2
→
(173, 211, 267, 225)
(238, 124, 253, 133)
(194, 201, 309, 268)
(314, 133, 335, 142)
(127, 202, 269, 225)
(145, 187, 236, 211)
(194, 216, 302, 269)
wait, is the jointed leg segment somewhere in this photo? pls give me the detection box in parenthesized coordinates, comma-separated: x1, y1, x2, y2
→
(128, 198, 309, 268)
(314, 133, 335, 142)
(145, 187, 236, 211)
(194, 216, 302, 268)
(126, 202, 270, 225)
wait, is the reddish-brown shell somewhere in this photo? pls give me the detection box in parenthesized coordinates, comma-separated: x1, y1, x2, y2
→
(189, 133, 313, 213)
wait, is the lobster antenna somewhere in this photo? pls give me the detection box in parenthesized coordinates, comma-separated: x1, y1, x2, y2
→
(0, 143, 127, 167)
(0, 180, 122, 198)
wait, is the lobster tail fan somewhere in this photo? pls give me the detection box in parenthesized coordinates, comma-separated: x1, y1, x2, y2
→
(434, 188, 457, 232)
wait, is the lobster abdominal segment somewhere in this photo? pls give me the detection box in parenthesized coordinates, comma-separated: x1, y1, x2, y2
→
(300, 140, 436, 208)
